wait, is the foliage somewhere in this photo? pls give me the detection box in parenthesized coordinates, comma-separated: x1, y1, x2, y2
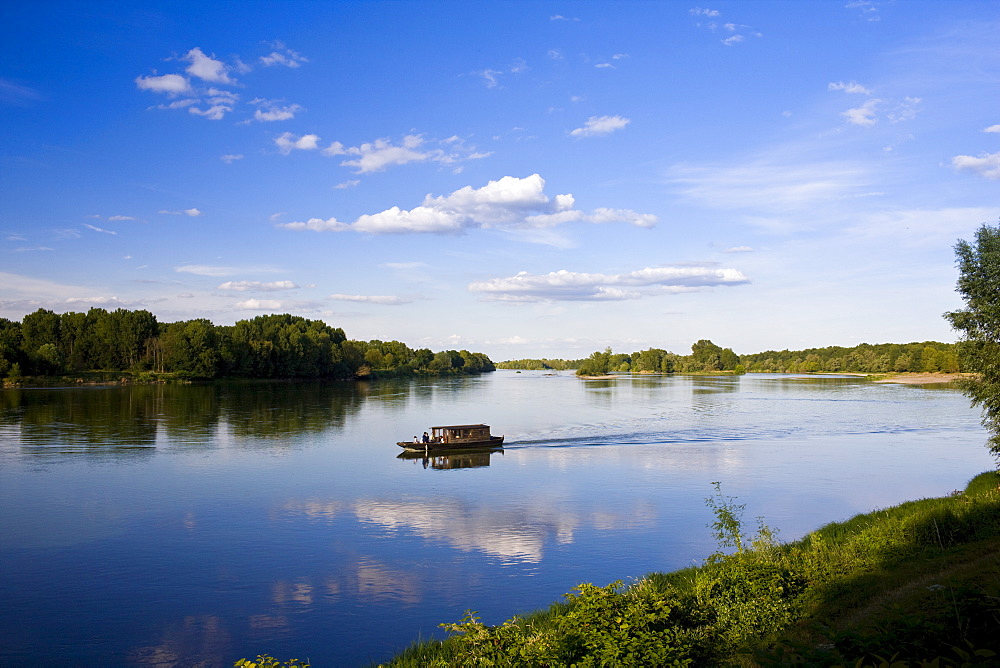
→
(945, 221, 1000, 459)
(575, 347, 613, 376)
(705, 481, 749, 554)
(234, 655, 309, 668)
(0, 308, 494, 382)
(497, 358, 583, 370)
(558, 339, 964, 377)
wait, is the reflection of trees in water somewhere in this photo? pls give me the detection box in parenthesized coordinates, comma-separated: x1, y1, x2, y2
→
(1, 380, 375, 457)
(217, 381, 364, 440)
(3, 387, 158, 458)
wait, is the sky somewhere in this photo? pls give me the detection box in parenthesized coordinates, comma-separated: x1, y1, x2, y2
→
(2, 1, 998, 361)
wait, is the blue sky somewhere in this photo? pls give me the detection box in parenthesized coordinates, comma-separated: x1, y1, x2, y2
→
(2, 1, 998, 360)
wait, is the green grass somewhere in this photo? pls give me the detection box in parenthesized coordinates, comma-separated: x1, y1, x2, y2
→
(373, 472, 1000, 667)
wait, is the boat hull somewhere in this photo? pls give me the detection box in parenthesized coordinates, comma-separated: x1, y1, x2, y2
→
(397, 436, 504, 452)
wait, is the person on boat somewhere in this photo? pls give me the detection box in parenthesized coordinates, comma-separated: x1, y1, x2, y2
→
(413, 436, 419, 443)
(422, 432, 429, 443)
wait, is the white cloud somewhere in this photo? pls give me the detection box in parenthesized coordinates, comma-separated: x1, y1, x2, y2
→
(569, 115, 631, 138)
(279, 217, 350, 232)
(846, 0, 880, 22)
(184, 47, 234, 84)
(136, 50, 244, 120)
(722, 35, 744, 46)
(333, 179, 360, 190)
(205, 88, 238, 104)
(159, 208, 202, 216)
(235, 298, 282, 309)
(255, 107, 298, 122)
(135, 73, 192, 96)
(280, 174, 656, 235)
(828, 80, 872, 95)
(218, 280, 299, 292)
(340, 133, 492, 173)
(328, 294, 413, 305)
(887, 96, 921, 123)
(252, 99, 303, 122)
(64, 296, 128, 305)
(841, 98, 880, 126)
(668, 160, 873, 213)
(951, 151, 1000, 180)
(341, 135, 434, 173)
(274, 132, 490, 173)
(83, 224, 116, 235)
(724, 246, 754, 253)
(107, 215, 136, 221)
(275, 132, 321, 154)
(469, 265, 750, 302)
(154, 99, 197, 111)
(188, 104, 231, 120)
(690, 7, 720, 17)
(477, 69, 503, 88)
(260, 42, 308, 68)
(221, 154, 244, 163)
(474, 60, 527, 88)
(983, 124, 1000, 133)
(353, 206, 464, 234)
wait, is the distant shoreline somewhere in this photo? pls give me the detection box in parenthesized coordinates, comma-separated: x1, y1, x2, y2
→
(571, 371, 971, 384)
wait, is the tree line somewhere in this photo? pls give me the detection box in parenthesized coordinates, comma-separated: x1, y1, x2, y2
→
(497, 358, 585, 371)
(497, 339, 964, 377)
(0, 308, 494, 382)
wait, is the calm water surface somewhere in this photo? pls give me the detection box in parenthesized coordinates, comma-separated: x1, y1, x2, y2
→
(0, 371, 992, 666)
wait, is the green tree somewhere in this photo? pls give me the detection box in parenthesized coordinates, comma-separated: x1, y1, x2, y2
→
(0, 318, 25, 379)
(21, 308, 62, 374)
(576, 347, 612, 376)
(691, 339, 723, 371)
(945, 222, 1000, 458)
(160, 319, 219, 377)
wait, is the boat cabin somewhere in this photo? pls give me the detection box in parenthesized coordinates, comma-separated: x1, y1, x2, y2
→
(431, 424, 493, 444)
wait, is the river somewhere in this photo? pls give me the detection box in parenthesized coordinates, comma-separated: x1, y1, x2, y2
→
(0, 371, 992, 666)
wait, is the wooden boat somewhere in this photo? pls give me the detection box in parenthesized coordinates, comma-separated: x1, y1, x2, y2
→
(398, 424, 504, 452)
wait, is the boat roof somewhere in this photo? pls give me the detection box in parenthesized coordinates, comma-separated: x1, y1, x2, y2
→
(430, 424, 489, 430)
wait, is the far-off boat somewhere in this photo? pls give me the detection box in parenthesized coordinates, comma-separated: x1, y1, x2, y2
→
(398, 424, 504, 452)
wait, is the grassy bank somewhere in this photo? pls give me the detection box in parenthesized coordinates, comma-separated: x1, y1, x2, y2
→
(376, 473, 1000, 667)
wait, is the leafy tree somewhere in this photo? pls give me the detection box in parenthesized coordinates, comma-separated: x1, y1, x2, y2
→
(160, 319, 219, 377)
(0, 318, 25, 379)
(21, 308, 62, 373)
(691, 339, 723, 371)
(945, 222, 1000, 458)
(576, 347, 612, 376)
(719, 347, 740, 371)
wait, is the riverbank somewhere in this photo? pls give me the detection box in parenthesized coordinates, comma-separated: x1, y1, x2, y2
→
(377, 471, 1000, 666)
(873, 372, 972, 385)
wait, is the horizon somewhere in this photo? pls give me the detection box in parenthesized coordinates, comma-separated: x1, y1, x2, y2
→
(3, 1, 998, 361)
